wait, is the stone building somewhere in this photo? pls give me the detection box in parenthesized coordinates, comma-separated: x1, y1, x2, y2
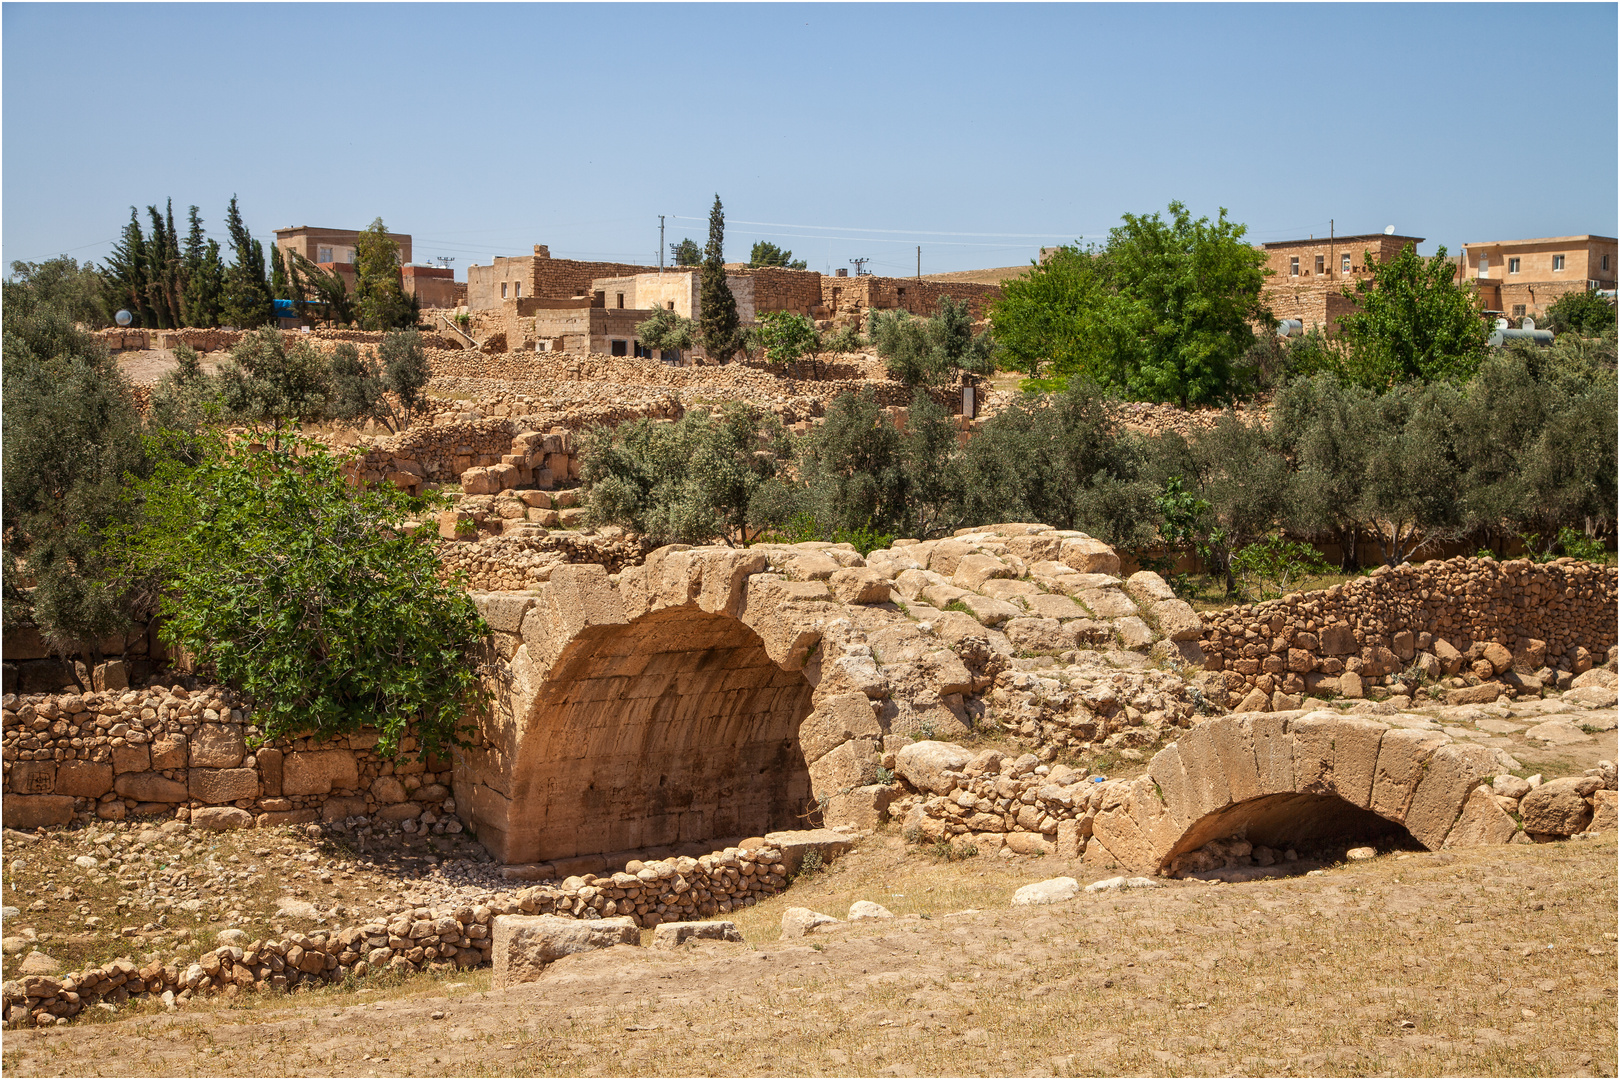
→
(273, 225, 411, 293)
(1458, 235, 1618, 319)
(1259, 232, 1425, 335)
(402, 264, 464, 309)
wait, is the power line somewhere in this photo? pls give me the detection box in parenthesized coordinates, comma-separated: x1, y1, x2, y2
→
(671, 215, 1091, 240)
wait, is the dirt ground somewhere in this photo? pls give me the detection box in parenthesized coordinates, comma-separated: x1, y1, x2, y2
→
(4, 826, 1615, 1078)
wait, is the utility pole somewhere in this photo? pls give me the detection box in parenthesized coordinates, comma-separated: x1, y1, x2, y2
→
(1329, 218, 1334, 280)
(916, 245, 921, 281)
(659, 215, 665, 269)
(849, 257, 870, 277)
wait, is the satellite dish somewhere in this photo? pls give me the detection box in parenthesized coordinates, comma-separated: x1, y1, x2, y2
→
(115, 309, 133, 327)
(1383, 225, 1395, 235)
(1522, 317, 1536, 330)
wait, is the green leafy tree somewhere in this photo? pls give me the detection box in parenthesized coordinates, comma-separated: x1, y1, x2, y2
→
(270, 244, 291, 303)
(125, 436, 489, 757)
(822, 322, 868, 354)
(769, 389, 908, 537)
(1229, 535, 1333, 599)
(219, 195, 274, 328)
(749, 241, 807, 270)
(7, 256, 109, 329)
(1543, 288, 1617, 337)
(582, 403, 787, 544)
(326, 330, 431, 433)
(211, 327, 332, 446)
(1271, 375, 1378, 569)
(870, 295, 995, 387)
(354, 217, 417, 330)
(990, 204, 1270, 405)
(699, 195, 741, 363)
(756, 310, 821, 374)
(670, 238, 702, 267)
(143, 200, 183, 329)
(1336, 242, 1487, 386)
(2, 284, 150, 679)
(634, 307, 700, 355)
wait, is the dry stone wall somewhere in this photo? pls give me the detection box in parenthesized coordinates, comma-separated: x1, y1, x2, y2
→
(0, 829, 850, 1028)
(1197, 557, 1618, 711)
(1, 686, 457, 834)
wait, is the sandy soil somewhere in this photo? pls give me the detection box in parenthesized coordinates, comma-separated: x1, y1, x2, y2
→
(4, 829, 1615, 1078)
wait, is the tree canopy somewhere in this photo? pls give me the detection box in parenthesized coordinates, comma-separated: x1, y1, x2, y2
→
(749, 241, 807, 270)
(1335, 242, 1487, 386)
(990, 202, 1271, 406)
(869, 295, 995, 387)
(354, 217, 418, 331)
(669, 238, 701, 267)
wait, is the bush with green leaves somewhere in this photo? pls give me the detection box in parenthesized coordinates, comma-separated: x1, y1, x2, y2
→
(125, 436, 488, 757)
(1229, 535, 1333, 599)
(869, 295, 995, 387)
(1543, 289, 1616, 337)
(821, 322, 868, 354)
(2, 283, 151, 673)
(581, 403, 788, 544)
(748, 241, 806, 270)
(635, 307, 700, 356)
(991, 202, 1270, 406)
(7, 256, 109, 329)
(1335, 243, 1487, 387)
(326, 330, 430, 432)
(755, 310, 821, 374)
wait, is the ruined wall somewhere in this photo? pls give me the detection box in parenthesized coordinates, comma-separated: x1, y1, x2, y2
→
(1, 686, 456, 832)
(1197, 557, 1619, 707)
(742, 267, 825, 315)
(97, 327, 464, 355)
(821, 276, 1001, 324)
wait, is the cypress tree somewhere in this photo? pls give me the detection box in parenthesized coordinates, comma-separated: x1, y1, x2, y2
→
(102, 208, 153, 326)
(220, 195, 273, 328)
(699, 194, 740, 363)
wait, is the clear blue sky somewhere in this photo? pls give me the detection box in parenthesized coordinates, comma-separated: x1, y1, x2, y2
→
(4, 3, 1615, 281)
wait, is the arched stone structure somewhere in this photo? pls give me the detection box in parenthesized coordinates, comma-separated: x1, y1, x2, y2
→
(458, 546, 914, 864)
(1086, 710, 1505, 875)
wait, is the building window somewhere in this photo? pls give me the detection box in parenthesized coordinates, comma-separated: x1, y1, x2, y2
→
(610, 339, 628, 357)
(667, 301, 675, 310)
(1512, 304, 1526, 317)
(616, 293, 625, 309)
(1508, 258, 1520, 274)
(1478, 256, 1489, 279)
(1552, 255, 1566, 271)
(514, 282, 521, 299)
(1341, 254, 1351, 274)
(1604, 254, 1611, 272)
(318, 246, 333, 263)
(501, 282, 508, 299)
(1314, 255, 1324, 275)
(1290, 257, 1299, 277)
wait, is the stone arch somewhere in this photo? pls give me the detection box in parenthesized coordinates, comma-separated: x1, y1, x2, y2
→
(1087, 710, 1504, 876)
(456, 547, 866, 864)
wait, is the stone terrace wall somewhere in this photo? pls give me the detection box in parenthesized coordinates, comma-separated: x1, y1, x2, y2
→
(2, 686, 456, 833)
(740, 266, 826, 315)
(0, 830, 847, 1028)
(1197, 557, 1619, 709)
(822, 276, 1001, 324)
(97, 327, 463, 354)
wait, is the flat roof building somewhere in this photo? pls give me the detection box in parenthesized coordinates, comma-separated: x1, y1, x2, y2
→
(1458, 235, 1617, 319)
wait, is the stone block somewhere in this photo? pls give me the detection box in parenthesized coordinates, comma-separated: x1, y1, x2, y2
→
(798, 693, 882, 764)
(375, 801, 423, 823)
(189, 724, 246, 768)
(1369, 728, 1449, 822)
(894, 741, 972, 795)
(1519, 776, 1597, 836)
(189, 768, 260, 804)
(112, 743, 150, 775)
(823, 784, 896, 831)
(1443, 786, 1518, 848)
(2, 794, 74, 828)
(54, 761, 113, 799)
(1481, 642, 1512, 675)
(1446, 683, 1502, 706)
(1011, 877, 1080, 905)
(8, 760, 55, 795)
(1002, 617, 1069, 654)
(491, 915, 638, 988)
(780, 908, 840, 938)
(371, 775, 408, 804)
(1405, 743, 1500, 850)
(282, 749, 359, 796)
(958, 594, 1023, 627)
(650, 921, 742, 948)
(114, 772, 188, 804)
(1059, 537, 1120, 575)
(828, 567, 892, 605)
(1589, 789, 1618, 833)
(1151, 599, 1201, 642)
(191, 807, 254, 831)
(1115, 616, 1155, 651)
(952, 554, 1014, 591)
(807, 738, 880, 793)
(149, 733, 188, 771)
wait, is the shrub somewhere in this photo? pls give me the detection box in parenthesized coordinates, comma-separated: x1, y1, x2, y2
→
(125, 436, 489, 757)
(1229, 535, 1333, 599)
